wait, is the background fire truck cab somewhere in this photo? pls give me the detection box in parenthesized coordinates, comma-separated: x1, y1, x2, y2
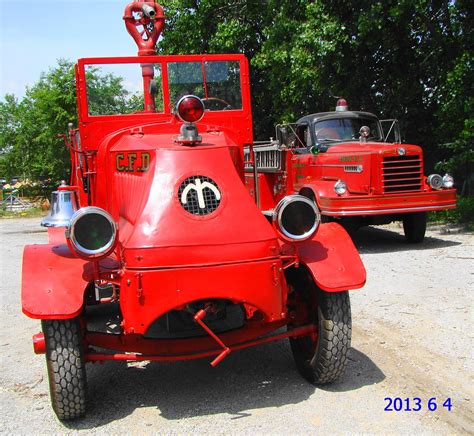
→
(21, 1, 365, 421)
(245, 99, 457, 243)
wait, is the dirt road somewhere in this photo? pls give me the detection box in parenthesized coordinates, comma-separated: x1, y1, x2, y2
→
(0, 218, 472, 434)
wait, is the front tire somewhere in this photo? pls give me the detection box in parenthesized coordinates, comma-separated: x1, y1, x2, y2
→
(42, 318, 87, 420)
(288, 269, 351, 384)
(403, 212, 426, 243)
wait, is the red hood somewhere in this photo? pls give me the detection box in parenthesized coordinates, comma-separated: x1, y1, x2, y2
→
(104, 132, 277, 268)
(324, 141, 422, 155)
(312, 142, 423, 195)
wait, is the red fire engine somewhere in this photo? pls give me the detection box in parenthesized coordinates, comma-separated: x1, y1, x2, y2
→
(245, 98, 457, 243)
(21, 1, 365, 420)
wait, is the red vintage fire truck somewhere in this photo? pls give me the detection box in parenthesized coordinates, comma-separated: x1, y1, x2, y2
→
(21, 1, 365, 420)
(245, 99, 457, 243)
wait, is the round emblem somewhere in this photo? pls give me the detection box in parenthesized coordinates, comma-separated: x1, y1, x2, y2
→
(397, 147, 406, 156)
(178, 176, 221, 215)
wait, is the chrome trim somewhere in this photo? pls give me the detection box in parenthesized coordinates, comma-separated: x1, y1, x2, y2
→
(334, 180, 347, 195)
(273, 195, 320, 241)
(344, 165, 363, 173)
(68, 206, 117, 257)
(243, 142, 284, 173)
(442, 174, 454, 189)
(427, 174, 443, 190)
(321, 203, 457, 216)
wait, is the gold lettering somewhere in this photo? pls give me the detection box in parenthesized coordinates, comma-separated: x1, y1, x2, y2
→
(340, 155, 362, 162)
(127, 153, 137, 171)
(138, 152, 150, 172)
(116, 153, 125, 171)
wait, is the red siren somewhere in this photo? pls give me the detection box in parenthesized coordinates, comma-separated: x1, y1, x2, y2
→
(336, 98, 348, 112)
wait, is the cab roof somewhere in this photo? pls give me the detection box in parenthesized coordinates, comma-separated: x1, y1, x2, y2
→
(297, 111, 378, 125)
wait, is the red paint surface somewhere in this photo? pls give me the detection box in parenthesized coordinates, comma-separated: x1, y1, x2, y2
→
(249, 133, 456, 218)
(22, 1, 366, 361)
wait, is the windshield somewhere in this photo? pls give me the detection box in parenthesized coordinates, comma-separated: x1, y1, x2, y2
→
(168, 61, 242, 111)
(85, 63, 163, 116)
(83, 59, 243, 116)
(314, 117, 382, 143)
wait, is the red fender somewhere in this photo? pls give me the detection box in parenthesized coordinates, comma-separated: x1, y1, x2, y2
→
(21, 244, 93, 319)
(293, 222, 366, 292)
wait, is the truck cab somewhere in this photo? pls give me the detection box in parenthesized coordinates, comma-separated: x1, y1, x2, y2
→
(246, 99, 456, 243)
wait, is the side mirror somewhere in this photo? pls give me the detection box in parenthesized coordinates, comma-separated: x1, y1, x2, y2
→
(380, 119, 401, 143)
(276, 123, 307, 148)
(276, 125, 289, 146)
(149, 79, 158, 98)
(359, 125, 370, 143)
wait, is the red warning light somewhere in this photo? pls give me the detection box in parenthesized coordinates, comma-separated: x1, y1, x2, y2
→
(336, 98, 348, 112)
(176, 95, 205, 123)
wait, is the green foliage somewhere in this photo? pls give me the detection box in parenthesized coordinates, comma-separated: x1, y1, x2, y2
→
(0, 60, 138, 183)
(1, 0, 471, 195)
(429, 196, 474, 230)
(0, 60, 76, 182)
(0, 206, 46, 219)
(86, 67, 129, 116)
(435, 52, 473, 192)
(158, 0, 472, 186)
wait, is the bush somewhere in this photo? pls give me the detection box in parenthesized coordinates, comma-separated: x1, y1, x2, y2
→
(429, 196, 474, 230)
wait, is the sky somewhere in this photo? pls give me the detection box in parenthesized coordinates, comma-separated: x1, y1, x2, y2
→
(0, 0, 146, 99)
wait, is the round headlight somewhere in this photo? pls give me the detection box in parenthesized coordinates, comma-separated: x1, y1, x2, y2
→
(273, 195, 320, 241)
(334, 180, 347, 195)
(442, 174, 454, 189)
(427, 174, 443, 190)
(67, 207, 116, 258)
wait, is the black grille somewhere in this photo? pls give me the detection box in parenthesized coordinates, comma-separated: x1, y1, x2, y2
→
(178, 176, 221, 215)
(382, 155, 422, 193)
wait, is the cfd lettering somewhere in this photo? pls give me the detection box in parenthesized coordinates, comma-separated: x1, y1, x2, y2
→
(116, 152, 150, 172)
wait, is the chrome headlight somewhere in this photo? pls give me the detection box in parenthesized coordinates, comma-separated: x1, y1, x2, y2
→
(427, 174, 443, 190)
(273, 195, 320, 241)
(334, 180, 347, 195)
(442, 174, 454, 189)
(67, 207, 117, 258)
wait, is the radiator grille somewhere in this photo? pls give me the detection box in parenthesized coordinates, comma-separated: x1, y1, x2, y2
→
(178, 176, 221, 216)
(244, 143, 284, 172)
(382, 155, 422, 193)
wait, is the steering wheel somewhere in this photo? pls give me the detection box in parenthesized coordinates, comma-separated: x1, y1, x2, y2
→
(315, 128, 341, 141)
(202, 97, 233, 111)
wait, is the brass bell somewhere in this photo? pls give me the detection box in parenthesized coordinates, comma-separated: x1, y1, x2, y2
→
(41, 186, 79, 228)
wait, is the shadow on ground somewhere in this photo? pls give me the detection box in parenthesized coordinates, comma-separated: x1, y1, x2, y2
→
(64, 342, 383, 429)
(352, 226, 462, 254)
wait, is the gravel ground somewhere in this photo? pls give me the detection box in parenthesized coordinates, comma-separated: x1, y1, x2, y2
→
(0, 217, 472, 434)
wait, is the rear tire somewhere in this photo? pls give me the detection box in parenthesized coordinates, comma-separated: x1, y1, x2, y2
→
(403, 212, 426, 243)
(288, 269, 351, 384)
(42, 318, 87, 420)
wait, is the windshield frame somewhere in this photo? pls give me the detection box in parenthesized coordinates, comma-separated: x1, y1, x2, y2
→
(311, 113, 383, 147)
(76, 54, 250, 122)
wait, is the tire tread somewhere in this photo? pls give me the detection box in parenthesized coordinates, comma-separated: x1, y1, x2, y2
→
(290, 290, 351, 385)
(42, 318, 87, 420)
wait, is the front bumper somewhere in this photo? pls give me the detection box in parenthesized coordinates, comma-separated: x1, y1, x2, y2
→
(120, 257, 287, 335)
(319, 189, 456, 216)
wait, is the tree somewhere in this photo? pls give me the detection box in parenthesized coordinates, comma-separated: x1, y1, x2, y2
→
(0, 60, 77, 181)
(2, 0, 471, 190)
(320, 0, 472, 174)
(157, 0, 472, 184)
(0, 60, 139, 182)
